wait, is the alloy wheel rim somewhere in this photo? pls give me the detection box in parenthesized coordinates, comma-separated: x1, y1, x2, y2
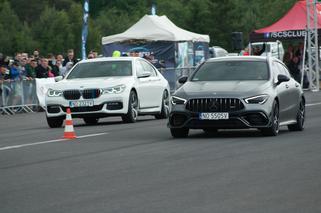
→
(131, 93, 138, 120)
(299, 102, 305, 126)
(274, 106, 279, 133)
(164, 93, 170, 116)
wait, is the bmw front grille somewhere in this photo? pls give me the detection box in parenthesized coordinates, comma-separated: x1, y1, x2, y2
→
(63, 89, 101, 100)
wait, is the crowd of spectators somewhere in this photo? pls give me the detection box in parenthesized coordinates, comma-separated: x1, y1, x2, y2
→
(0, 49, 99, 83)
(0, 49, 98, 108)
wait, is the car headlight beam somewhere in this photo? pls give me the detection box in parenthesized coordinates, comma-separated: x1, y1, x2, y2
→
(171, 96, 187, 105)
(103, 84, 126, 94)
(244, 94, 269, 104)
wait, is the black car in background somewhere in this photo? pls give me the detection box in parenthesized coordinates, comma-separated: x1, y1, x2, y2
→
(168, 56, 305, 138)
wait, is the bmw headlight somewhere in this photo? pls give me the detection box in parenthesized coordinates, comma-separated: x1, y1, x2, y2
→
(103, 84, 126, 94)
(244, 94, 269, 104)
(171, 96, 187, 105)
(47, 88, 63, 97)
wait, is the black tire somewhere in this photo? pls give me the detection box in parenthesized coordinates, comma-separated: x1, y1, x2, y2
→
(122, 90, 139, 123)
(46, 116, 64, 128)
(261, 101, 279, 136)
(288, 99, 305, 131)
(170, 128, 189, 138)
(83, 117, 99, 125)
(155, 90, 169, 119)
(203, 128, 218, 135)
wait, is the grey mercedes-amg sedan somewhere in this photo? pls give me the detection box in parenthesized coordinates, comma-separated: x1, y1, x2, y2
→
(168, 56, 305, 138)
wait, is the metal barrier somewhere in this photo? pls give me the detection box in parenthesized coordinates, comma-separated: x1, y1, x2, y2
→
(0, 67, 196, 115)
(0, 79, 39, 115)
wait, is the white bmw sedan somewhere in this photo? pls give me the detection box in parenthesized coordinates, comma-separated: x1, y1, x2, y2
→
(45, 57, 170, 128)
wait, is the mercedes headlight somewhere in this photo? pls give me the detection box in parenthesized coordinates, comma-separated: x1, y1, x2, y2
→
(171, 96, 187, 105)
(244, 94, 269, 104)
(47, 88, 63, 97)
(103, 84, 126, 94)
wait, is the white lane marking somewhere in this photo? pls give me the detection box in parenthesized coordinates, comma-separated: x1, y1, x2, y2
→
(0, 132, 109, 151)
(306, 102, 321, 107)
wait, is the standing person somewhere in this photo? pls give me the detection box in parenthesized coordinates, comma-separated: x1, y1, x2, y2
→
(253, 43, 266, 56)
(288, 56, 301, 83)
(33, 49, 41, 64)
(56, 54, 64, 64)
(10, 61, 22, 81)
(25, 59, 38, 79)
(47, 53, 56, 67)
(283, 44, 294, 67)
(35, 58, 50, 78)
(63, 49, 78, 67)
(295, 42, 304, 63)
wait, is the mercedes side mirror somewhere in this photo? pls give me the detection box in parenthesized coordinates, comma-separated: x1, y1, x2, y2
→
(178, 76, 188, 84)
(276, 74, 290, 85)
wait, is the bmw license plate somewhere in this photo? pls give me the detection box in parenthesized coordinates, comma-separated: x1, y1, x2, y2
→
(69, 100, 94, 108)
(199, 112, 229, 120)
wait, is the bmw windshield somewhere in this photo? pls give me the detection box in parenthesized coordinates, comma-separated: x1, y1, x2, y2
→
(191, 61, 269, 81)
(67, 61, 132, 79)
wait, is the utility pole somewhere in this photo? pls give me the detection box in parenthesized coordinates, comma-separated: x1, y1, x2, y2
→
(306, 0, 319, 91)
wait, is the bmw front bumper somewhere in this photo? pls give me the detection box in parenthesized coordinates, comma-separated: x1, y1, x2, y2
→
(45, 93, 129, 118)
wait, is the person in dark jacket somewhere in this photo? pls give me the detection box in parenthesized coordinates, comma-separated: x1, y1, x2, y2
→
(288, 56, 301, 83)
(35, 58, 50, 78)
(253, 43, 266, 56)
(25, 59, 38, 78)
(62, 49, 78, 67)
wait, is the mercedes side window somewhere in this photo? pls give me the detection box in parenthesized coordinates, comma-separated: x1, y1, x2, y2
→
(272, 61, 281, 84)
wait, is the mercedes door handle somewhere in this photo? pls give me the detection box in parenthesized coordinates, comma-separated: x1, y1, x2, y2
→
(295, 83, 300, 87)
(285, 84, 289, 89)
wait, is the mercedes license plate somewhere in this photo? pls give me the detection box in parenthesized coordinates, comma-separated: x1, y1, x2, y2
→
(199, 112, 229, 120)
(69, 100, 94, 108)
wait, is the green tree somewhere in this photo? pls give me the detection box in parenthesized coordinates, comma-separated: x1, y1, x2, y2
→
(31, 6, 74, 56)
(0, 1, 30, 55)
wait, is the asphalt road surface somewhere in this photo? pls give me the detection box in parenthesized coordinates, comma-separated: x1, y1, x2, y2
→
(1, 92, 321, 213)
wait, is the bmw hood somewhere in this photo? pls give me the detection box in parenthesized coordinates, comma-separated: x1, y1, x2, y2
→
(49, 76, 134, 90)
(176, 80, 272, 98)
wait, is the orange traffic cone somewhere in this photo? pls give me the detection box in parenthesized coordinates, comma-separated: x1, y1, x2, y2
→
(63, 108, 77, 139)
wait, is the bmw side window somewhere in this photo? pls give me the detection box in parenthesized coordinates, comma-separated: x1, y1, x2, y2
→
(140, 60, 156, 77)
(136, 61, 145, 77)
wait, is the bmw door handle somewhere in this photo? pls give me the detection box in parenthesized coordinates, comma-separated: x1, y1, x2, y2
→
(285, 84, 289, 89)
(295, 83, 299, 87)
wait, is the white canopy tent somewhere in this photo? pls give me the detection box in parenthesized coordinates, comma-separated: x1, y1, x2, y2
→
(102, 15, 210, 44)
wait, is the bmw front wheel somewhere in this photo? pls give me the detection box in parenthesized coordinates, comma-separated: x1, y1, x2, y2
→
(155, 90, 169, 119)
(122, 90, 138, 123)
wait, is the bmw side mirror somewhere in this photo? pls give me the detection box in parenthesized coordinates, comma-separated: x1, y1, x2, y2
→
(54, 76, 63, 82)
(276, 74, 290, 85)
(178, 76, 188, 84)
